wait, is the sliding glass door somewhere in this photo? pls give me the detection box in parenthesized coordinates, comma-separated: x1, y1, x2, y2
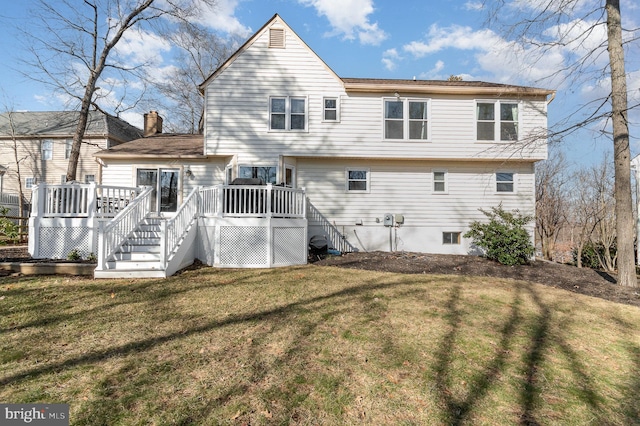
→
(136, 168, 179, 213)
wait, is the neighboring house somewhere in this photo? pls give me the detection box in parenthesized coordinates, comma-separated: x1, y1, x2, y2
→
(0, 111, 142, 208)
(29, 14, 554, 277)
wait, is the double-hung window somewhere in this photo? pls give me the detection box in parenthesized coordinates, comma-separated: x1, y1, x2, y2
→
(433, 170, 447, 193)
(323, 97, 339, 121)
(346, 168, 369, 192)
(270, 96, 307, 131)
(384, 98, 430, 140)
(477, 101, 519, 141)
(496, 172, 515, 193)
(25, 177, 36, 189)
(42, 139, 53, 161)
(64, 139, 73, 159)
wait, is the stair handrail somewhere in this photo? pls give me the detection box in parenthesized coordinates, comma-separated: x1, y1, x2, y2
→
(97, 186, 154, 271)
(161, 186, 200, 268)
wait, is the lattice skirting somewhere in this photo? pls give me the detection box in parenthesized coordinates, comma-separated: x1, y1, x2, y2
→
(272, 227, 307, 265)
(38, 226, 93, 259)
(220, 226, 269, 266)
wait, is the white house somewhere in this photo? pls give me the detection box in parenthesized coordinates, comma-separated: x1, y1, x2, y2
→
(28, 14, 554, 278)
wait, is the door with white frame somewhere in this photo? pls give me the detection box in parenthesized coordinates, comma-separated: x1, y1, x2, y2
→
(136, 168, 180, 215)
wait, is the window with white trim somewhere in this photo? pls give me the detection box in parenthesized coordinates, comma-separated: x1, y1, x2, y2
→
(85, 174, 95, 184)
(496, 172, 515, 192)
(60, 175, 66, 184)
(42, 139, 53, 161)
(346, 168, 369, 192)
(25, 177, 35, 189)
(443, 232, 461, 245)
(239, 165, 277, 184)
(323, 97, 339, 121)
(433, 170, 447, 193)
(384, 98, 430, 140)
(477, 101, 519, 141)
(65, 139, 72, 159)
(270, 96, 307, 131)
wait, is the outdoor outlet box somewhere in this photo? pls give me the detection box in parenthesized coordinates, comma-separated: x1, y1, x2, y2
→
(383, 213, 393, 227)
(395, 214, 404, 225)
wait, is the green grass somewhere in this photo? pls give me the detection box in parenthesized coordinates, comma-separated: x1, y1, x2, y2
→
(0, 267, 639, 425)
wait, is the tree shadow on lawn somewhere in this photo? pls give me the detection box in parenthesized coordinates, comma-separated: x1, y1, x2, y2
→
(432, 281, 611, 426)
(1, 269, 636, 424)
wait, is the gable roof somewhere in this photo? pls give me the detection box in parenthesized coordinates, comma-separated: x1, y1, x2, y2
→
(94, 134, 205, 159)
(199, 14, 341, 92)
(0, 111, 142, 142)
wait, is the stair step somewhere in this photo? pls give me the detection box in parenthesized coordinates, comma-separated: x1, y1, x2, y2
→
(95, 269, 167, 279)
(123, 237, 161, 246)
(106, 260, 162, 270)
(112, 251, 161, 261)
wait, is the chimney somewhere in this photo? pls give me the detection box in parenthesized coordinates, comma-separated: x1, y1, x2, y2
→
(143, 110, 163, 137)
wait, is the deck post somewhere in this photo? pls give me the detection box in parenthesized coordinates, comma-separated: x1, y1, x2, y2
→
(266, 183, 272, 218)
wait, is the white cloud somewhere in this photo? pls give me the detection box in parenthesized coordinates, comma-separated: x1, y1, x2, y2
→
(299, 0, 387, 45)
(115, 28, 172, 66)
(402, 24, 568, 86)
(463, 1, 484, 11)
(382, 48, 401, 71)
(418, 60, 446, 80)
(196, 0, 251, 37)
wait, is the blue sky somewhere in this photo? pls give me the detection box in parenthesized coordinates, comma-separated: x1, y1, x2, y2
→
(0, 0, 639, 168)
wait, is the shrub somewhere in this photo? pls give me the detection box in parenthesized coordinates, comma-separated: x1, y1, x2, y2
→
(464, 205, 534, 266)
(67, 249, 82, 261)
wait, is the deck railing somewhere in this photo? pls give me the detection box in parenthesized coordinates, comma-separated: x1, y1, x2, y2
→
(31, 183, 140, 219)
(199, 184, 306, 218)
(96, 186, 153, 270)
(162, 186, 199, 267)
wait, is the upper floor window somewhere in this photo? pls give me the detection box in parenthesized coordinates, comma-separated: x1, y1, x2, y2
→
(65, 139, 72, 159)
(477, 101, 519, 141)
(85, 174, 95, 184)
(346, 168, 369, 192)
(323, 97, 339, 122)
(42, 140, 53, 161)
(270, 97, 307, 131)
(496, 172, 515, 192)
(384, 99, 430, 140)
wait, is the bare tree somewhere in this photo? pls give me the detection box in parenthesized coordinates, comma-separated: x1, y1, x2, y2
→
(0, 108, 27, 219)
(588, 156, 617, 271)
(485, 0, 637, 286)
(535, 151, 569, 260)
(151, 23, 237, 134)
(20, 0, 216, 181)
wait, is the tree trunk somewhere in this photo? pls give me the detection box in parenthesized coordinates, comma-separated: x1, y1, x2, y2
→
(606, 0, 637, 286)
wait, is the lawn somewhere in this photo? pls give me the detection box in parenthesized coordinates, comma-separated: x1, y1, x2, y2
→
(1, 265, 639, 425)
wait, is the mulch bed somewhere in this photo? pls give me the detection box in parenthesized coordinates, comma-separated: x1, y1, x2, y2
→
(314, 251, 640, 308)
(2, 245, 639, 308)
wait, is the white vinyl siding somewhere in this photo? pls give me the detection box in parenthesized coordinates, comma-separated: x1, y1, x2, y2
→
(300, 159, 534, 228)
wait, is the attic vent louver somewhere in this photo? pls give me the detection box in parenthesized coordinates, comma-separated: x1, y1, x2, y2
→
(269, 28, 285, 48)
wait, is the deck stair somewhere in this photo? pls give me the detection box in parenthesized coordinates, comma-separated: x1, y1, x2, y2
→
(95, 217, 166, 278)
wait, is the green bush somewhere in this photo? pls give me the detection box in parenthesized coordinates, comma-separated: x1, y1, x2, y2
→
(464, 205, 534, 266)
(67, 249, 82, 261)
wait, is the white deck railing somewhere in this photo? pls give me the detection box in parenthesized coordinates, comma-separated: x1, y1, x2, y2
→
(199, 184, 306, 218)
(31, 183, 140, 219)
(162, 187, 199, 267)
(96, 186, 154, 270)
